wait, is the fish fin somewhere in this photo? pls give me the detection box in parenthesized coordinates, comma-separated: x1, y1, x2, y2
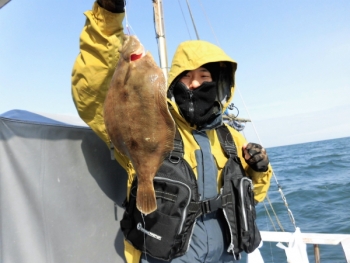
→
(156, 81, 176, 148)
(154, 73, 168, 113)
(136, 182, 157, 215)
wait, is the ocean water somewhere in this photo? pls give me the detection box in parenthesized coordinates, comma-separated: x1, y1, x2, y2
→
(251, 136, 350, 263)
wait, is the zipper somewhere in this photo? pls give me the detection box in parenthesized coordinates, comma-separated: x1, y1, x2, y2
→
(186, 219, 197, 252)
(220, 187, 235, 253)
(154, 177, 192, 234)
(239, 177, 253, 231)
(137, 223, 162, 240)
(222, 207, 235, 253)
(109, 140, 115, 160)
(188, 90, 194, 125)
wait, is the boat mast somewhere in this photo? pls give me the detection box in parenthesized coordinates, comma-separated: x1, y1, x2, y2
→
(152, 0, 168, 82)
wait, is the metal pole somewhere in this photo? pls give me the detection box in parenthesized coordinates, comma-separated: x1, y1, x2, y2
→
(152, 0, 168, 83)
(314, 244, 320, 263)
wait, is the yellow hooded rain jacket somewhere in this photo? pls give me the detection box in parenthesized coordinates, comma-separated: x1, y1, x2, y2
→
(72, 3, 272, 263)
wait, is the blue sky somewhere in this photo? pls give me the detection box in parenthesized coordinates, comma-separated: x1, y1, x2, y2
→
(1, 0, 349, 147)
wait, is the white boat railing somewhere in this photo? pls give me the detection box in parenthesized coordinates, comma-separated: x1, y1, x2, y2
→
(260, 231, 350, 263)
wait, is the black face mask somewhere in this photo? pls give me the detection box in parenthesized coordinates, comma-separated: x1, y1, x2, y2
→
(173, 81, 220, 128)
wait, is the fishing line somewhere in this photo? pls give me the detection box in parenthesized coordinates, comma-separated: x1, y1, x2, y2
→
(262, 205, 276, 263)
(141, 213, 148, 261)
(262, 201, 276, 263)
(123, 0, 137, 35)
(196, 0, 220, 46)
(268, 240, 275, 263)
(236, 87, 297, 230)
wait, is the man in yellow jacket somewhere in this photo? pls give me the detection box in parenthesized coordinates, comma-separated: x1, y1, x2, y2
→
(72, 1, 273, 262)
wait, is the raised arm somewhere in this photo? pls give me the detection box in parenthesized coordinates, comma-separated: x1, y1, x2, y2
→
(72, 1, 132, 168)
(71, 1, 125, 145)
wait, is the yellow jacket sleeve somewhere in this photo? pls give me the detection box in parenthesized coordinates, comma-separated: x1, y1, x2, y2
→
(228, 125, 273, 203)
(71, 6, 139, 261)
(247, 165, 273, 203)
(71, 2, 130, 169)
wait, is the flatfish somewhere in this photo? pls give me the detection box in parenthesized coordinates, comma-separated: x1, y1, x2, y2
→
(104, 35, 175, 215)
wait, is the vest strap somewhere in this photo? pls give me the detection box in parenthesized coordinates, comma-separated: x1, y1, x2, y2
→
(168, 127, 183, 162)
(188, 194, 223, 216)
(200, 194, 222, 214)
(216, 125, 238, 157)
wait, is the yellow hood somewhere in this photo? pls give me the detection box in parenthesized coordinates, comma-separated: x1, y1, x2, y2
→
(167, 40, 237, 121)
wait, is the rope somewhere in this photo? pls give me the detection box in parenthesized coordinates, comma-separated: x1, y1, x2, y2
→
(277, 184, 297, 230)
(177, 0, 193, 39)
(263, 200, 278, 231)
(184, 0, 200, 40)
(266, 195, 285, 232)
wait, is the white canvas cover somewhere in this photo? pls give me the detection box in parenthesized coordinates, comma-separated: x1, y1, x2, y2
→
(0, 110, 127, 263)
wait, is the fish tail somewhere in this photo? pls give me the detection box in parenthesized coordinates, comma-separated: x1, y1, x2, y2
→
(136, 182, 157, 215)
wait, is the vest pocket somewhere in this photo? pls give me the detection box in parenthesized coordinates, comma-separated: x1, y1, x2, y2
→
(221, 157, 261, 255)
(121, 175, 196, 261)
(236, 177, 261, 253)
(133, 211, 182, 259)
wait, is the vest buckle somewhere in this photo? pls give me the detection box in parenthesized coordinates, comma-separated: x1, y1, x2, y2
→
(201, 194, 222, 214)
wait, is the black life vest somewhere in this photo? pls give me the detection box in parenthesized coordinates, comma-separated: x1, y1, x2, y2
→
(216, 125, 262, 257)
(120, 124, 261, 261)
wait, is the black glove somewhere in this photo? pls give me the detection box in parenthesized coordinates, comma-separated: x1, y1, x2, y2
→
(97, 0, 125, 13)
(243, 143, 269, 172)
